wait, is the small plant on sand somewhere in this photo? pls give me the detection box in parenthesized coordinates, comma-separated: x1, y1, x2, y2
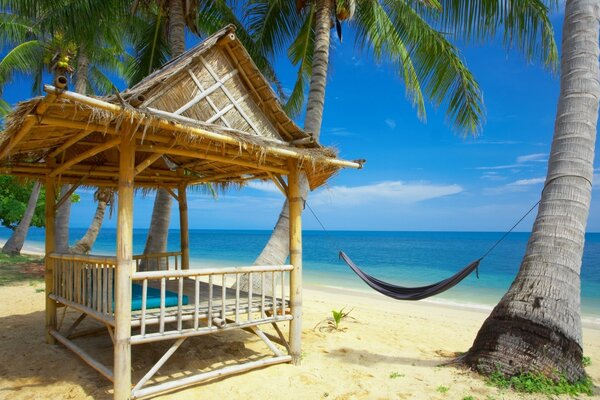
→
(487, 369, 594, 396)
(462, 396, 475, 400)
(436, 385, 449, 393)
(389, 372, 405, 379)
(582, 356, 592, 367)
(313, 307, 354, 332)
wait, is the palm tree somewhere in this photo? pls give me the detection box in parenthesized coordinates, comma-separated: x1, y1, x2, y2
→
(69, 188, 114, 254)
(1, 0, 127, 252)
(463, 0, 599, 381)
(247, 0, 558, 267)
(128, 1, 282, 266)
(1, 180, 42, 254)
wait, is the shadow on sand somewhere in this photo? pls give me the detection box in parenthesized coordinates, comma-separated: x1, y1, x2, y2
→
(0, 308, 276, 399)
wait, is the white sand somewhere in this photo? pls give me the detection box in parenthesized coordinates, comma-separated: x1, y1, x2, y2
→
(0, 281, 598, 400)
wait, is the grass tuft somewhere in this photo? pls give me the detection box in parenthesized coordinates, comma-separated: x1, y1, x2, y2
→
(0, 252, 44, 286)
(487, 369, 594, 396)
(436, 385, 449, 393)
(389, 372, 405, 379)
(582, 356, 592, 367)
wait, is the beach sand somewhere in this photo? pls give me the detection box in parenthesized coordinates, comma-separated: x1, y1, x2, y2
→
(0, 280, 598, 400)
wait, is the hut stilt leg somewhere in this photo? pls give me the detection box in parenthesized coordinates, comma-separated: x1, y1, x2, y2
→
(45, 173, 56, 344)
(114, 138, 135, 400)
(287, 160, 303, 365)
(178, 183, 189, 270)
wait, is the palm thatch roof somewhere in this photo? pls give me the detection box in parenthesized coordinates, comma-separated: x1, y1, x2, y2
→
(0, 25, 362, 190)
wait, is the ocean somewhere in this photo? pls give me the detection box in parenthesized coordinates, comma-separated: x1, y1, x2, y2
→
(2, 228, 599, 323)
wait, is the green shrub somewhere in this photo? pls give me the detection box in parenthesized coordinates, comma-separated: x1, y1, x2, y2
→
(487, 369, 593, 396)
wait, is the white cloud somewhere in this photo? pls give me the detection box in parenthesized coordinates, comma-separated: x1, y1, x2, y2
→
(510, 177, 545, 186)
(384, 118, 397, 129)
(326, 127, 353, 137)
(477, 153, 548, 171)
(481, 172, 506, 181)
(516, 153, 547, 163)
(245, 181, 281, 194)
(311, 180, 463, 206)
(476, 164, 521, 171)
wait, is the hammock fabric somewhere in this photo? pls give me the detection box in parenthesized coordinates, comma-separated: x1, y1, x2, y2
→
(339, 251, 481, 301)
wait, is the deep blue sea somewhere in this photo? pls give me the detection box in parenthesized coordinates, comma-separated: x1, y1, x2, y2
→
(2, 228, 599, 322)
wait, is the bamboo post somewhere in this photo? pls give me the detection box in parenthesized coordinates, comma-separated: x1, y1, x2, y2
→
(114, 132, 135, 400)
(178, 183, 190, 270)
(287, 160, 303, 365)
(45, 172, 56, 344)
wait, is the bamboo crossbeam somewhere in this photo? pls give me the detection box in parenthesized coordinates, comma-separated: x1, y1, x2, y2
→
(173, 69, 239, 115)
(42, 85, 363, 170)
(133, 337, 187, 393)
(132, 265, 293, 280)
(49, 329, 114, 382)
(0, 115, 36, 159)
(130, 315, 293, 344)
(50, 137, 122, 177)
(136, 144, 289, 175)
(49, 294, 115, 326)
(48, 128, 96, 158)
(48, 252, 117, 264)
(131, 355, 292, 399)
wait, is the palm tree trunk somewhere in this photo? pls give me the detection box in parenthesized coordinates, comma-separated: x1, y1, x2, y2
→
(69, 190, 110, 254)
(54, 185, 72, 253)
(463, 0, 599, 382)
(141, 0, 186, 270)
(242, 0, 333, 292)
(2, 181, 42, 255)
(54, 53, 89, 253)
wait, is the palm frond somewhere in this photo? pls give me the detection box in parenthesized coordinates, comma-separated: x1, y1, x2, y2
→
(88, 65, 119, 95)
(0, 40, 44, 87)
(354, 1, 426, 120)
(245, 0, 303, 56)
(285, 3, 315, 117)
(124, 10, 170, 86)
(422, 0, 558, 68)
(382, 0, 484, 134)
(0, 12, 38, 51)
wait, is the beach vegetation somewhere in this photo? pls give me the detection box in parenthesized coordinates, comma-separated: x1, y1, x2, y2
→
(461, 396, 475, 400)
(0, 252, 43, 286)
(582, 356, 592, 367)
(389, 372, 404, 379)
(463, 0, 599, 383)
(436, 385, 449, 393)
(314, 307, 354, 332)
(486, 369, 594, 396)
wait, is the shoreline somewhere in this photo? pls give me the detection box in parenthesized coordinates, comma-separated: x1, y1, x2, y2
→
(6, 239, 600, 329)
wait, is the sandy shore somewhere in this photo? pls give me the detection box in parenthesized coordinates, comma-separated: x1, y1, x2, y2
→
(0, 280, 598, 400)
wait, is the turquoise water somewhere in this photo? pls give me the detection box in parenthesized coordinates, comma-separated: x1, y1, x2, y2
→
(2, 228, 599, 320)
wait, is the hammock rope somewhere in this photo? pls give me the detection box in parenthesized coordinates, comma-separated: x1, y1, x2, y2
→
(303, 197, 541, 301)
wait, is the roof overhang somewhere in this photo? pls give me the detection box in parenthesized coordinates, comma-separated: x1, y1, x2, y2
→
(0, 85, 363, 190)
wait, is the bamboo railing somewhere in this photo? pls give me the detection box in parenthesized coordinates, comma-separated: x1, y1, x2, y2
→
(130, 265, 293, 344)
(133, 251, 181, 272)
(48, 253, 117, 324)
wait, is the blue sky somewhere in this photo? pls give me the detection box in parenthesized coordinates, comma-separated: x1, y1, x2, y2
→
(4, 6, 599, 232)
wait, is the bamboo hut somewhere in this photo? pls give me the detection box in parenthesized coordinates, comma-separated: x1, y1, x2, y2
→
(0, 25, 362, 399)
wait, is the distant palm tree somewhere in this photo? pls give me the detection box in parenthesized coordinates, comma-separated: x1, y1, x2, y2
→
(247, 0, 558, 267)
(127, 1, 281, 266)
(464, 0, 599, 382)
(0, 0, 127, 252)
(1, 180, 42, 255)
(69, 188, 115, 254)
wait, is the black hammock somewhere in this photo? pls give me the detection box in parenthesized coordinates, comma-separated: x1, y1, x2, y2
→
(339, 251, 481, 301)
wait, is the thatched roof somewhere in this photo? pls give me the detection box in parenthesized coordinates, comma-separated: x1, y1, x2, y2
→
(0, 26, 362, 190)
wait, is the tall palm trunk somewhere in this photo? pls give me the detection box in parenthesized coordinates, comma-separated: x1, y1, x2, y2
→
(69, 188, 111, 254)
(464, 0, 599, 381)
(2, 181, 42, 255)
(242, 0, 332, 292)
(54, 53, 89, 253)
(141, 0, 185, 270)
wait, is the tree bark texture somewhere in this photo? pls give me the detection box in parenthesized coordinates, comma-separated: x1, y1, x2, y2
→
(253, 0, 332, 267)
(464, 0, 600, 382)
(69, 189, 111, 254)
(54, 185, 72, 253)
(2, 181, 41, 255)
(142, 0, 187, 268)
(245, 0, 333, 294)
